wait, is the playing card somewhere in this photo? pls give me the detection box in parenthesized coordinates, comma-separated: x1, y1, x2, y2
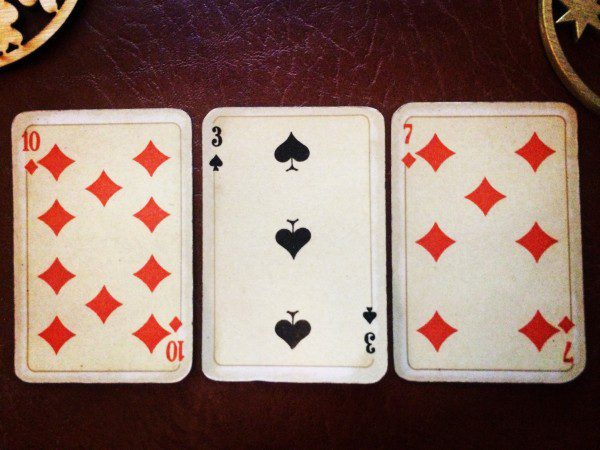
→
(13, 109, 193, 383)
(202, 107, 386, 383)
(392, 102, 585, 383)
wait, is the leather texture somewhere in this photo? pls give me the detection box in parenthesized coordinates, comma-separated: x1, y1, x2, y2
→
(0, 1, 598, 447)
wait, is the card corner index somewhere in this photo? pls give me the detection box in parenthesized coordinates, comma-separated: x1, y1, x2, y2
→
(12, 111, 40, 167)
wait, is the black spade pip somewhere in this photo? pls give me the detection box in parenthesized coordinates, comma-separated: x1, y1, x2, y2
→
(209, 155, 223, 171)
(275, 219, 311, 259)
(275, 311, 311, 349)
(274, 132, 310, 171)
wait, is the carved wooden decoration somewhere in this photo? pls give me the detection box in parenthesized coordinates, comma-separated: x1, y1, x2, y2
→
(0, 0, 78, 68)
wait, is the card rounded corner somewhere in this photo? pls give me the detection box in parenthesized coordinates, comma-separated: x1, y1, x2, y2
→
(359, 106, 384, 125)
(365, 361, 388, 384)
(391, 103, 421, 122)
(201, 361, 224, 382)
(558, 359, 586, 384)
(164, 359, 194, 384)
(14, 364, 37, 384)
(202, 108, 227, 130)
(12, 111, 35, 134)
(550, 102, 577, 119)
(393, 360, 421, 382)
(167, 108, 193, 130)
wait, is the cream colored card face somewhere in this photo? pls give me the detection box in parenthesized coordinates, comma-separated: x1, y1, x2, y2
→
(13, 109, 193, 383)
(202, 107, 386, 383)
(392, 102, 585, 383)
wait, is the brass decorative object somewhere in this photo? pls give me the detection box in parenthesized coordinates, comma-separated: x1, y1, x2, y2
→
(556, 0, 600, 40)
(0, 0, 78, 68)
(539, 0, 600, 114)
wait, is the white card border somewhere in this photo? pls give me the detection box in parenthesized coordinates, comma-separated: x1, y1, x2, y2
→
(202, 106, 387, 383)
(391, 102, 585, 383)
(13, 109, 194, 383)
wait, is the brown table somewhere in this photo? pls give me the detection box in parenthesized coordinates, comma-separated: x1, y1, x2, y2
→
(0, 1, 598, 447)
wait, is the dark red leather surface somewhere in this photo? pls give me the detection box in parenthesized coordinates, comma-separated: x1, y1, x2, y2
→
(0, 1, 598, 448)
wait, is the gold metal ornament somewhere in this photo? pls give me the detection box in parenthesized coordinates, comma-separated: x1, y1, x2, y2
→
(0, 0, 78, 68)
(539, 0, 600, 114)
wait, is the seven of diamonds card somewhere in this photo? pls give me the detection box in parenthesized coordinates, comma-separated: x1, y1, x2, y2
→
(202, 107, 387, 383)
(391, 103, 585, 383)
(12, 109, 193, 383)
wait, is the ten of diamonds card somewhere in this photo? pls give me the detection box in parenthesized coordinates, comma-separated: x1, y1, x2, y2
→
(202, 107, 387, 383)
(13, 109, 193, 383)
(392, 103, 585, 383)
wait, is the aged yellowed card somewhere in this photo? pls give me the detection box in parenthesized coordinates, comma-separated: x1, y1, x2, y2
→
(392, 103, 585, 383)
(13, 109, 193, 383)
(202, 107, 387, 383)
